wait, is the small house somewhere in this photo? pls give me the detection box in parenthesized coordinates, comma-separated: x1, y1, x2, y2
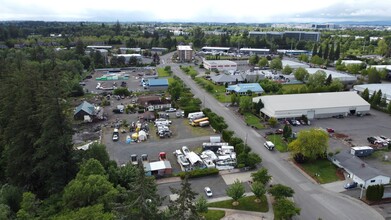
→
(226, 83, 264, 95)
(332, 151, 390, 188)
(74, 101, 95, 120)
(137, 96, 171, 111)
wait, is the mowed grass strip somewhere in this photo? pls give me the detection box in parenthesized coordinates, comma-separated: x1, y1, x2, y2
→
(201, 210, 226, 220)
(208, 195, 268, 212)
(299, 159, 339, 184)
(244, 113, 265, 129)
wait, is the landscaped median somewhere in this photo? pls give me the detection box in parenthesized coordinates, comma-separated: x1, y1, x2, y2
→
(200, 210, 226, 220)
(208, 195, 269, 212)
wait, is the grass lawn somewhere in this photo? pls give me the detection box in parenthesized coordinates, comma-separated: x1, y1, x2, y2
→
(281, 84, 305, 93)
(157, 68, 172, 77)
(208, 195, 268, 212)
(267, 135, 288, 152)
(244, 113, 265, 129)
(167, 77, 175, 85)
(194, 77, 229, 102)
(201, 210, 226, 220)
(299, 159, 339, 184)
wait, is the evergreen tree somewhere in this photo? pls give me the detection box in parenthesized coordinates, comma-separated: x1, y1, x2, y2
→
(361, 88, 370, 101)
(325, 74, 333, 86)
(323, 43, 329, 60)
(329, 43, 335, 61)
(369, 90, 377, 104)
(124, 163, 162, 220)
(283, 124, 292, 139)
(168, 176, 200, 219)
(312, 43, 318, 57)
(373, 90, 382, 106)
(335, 42, 341, 60)
(387, 101, 391, 114)
(318, 45, 323, 59)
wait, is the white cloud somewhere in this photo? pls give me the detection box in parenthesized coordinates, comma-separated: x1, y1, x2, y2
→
(1, 0, 391, 22)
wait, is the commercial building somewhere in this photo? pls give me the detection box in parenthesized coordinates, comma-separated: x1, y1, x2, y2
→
(340, 60, 364, 65)
(253, 91, 370, 119)
(354, 84, 391, 103)
(332, 151, 390, 188)
(151, 47, 168, 55)
(211, 74, 243, 85)
(239, 48, 270, 55)
(146, 79, 169, 91)
(119, 47, 141, 54)
(203, 60, 237, 72)
(86, 45, 113, 50)
(177, 45, 193, 62)
(113, 54, 142, 63)
(201, 46, 232, 54)
(249, 31, 320, 42)
(305, 68, 357, 84)
(226, 83, 264, 95)
(282, 60, 310, 69)
(277, 50, 311, 56)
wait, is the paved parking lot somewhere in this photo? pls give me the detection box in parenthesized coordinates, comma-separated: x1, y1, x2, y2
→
(157, 172, 253, 205)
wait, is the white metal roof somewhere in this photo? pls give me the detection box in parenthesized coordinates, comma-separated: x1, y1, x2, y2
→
(353, 84, 391, 101)
(367, 65, 391, 71)
(253, 91, 370, 112)
(305, 68, 357, 82)
(149, 160, 172, 171)
(201, 46, 231, 50)
(239, 48, 270, 52)
(281, 60, 309, 69)
(177, 45, 192, 50)
(341, 60, 364, 65)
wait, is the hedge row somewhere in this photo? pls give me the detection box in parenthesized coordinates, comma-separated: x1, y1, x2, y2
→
(177, 168, 219, 179)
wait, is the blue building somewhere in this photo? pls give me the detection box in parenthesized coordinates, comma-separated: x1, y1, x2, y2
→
(145, 79, 169, 91)
(226, 83, 264, 95)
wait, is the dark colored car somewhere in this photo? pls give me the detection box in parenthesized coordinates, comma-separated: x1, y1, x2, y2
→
(344, 182, 358, 189)
(367, 137, 377, 144)
(326, 128, 335, 133)
(275, 129, 283, 134)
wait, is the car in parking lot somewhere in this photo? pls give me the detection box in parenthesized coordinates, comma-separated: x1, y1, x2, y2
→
(344, 182, 358, 189)
(204, 187, 213, 197)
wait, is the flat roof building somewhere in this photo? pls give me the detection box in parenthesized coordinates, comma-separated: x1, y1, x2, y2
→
(305, 68, 357, 84)
(177, 45, 193, 62)
(340, 60, 364, 65)
(201, 46, 232, 53)
(203, 60, 237, 72)
(253, 91, 370, 119)
(226, 83, 264, 95)
(113, 54, 142, 63)
(282, 60, 310, 69)
(354, 83, 391, 103)
(249, 31, 320, 42)
(239, 48, 270, 55)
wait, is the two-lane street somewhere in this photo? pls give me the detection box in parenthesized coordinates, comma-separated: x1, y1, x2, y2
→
(161, 53, 384, 220)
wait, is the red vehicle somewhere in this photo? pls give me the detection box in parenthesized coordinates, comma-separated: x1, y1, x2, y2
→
(326, 128, 334, 133)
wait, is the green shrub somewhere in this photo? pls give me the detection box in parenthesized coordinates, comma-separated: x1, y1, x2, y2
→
(177, 168, 219, 179)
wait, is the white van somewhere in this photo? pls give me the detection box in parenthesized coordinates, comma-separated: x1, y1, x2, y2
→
(264, 141, 275, 150)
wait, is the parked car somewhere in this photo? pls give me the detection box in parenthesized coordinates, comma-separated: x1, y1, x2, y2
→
(326, 128, 335, 133)
(275, 129, 283, 134)
(367, 136, 377, 144)
(166, 108, 177, 113)
(344, 182, 358, 189)
(204, 187, 213, 197)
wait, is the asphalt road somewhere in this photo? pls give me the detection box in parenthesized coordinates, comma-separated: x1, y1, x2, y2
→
(161, 53, 384, 220)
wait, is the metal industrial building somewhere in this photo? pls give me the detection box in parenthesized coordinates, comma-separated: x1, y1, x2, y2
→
(253, 91, 370, 119)
(354, 83, 391, 103)
(305, 68, 357, 84)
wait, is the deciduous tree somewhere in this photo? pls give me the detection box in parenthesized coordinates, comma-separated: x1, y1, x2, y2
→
(251, 168, 271, 185)
(274, 198, 301, 219)
(226, 179, 245, 206)
(251, 181, 266, 203)
(294, 67, 309, 82)
(288, 128, 329, 161)
(268, 184, 294, 199)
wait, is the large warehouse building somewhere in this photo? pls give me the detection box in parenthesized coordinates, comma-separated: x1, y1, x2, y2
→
(354, 84, 391, 103)
(305, 68, 357, 84)
(252, 91, 370, 119)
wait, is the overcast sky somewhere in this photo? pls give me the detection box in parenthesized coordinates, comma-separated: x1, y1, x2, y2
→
(1, 0, 391, 23)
